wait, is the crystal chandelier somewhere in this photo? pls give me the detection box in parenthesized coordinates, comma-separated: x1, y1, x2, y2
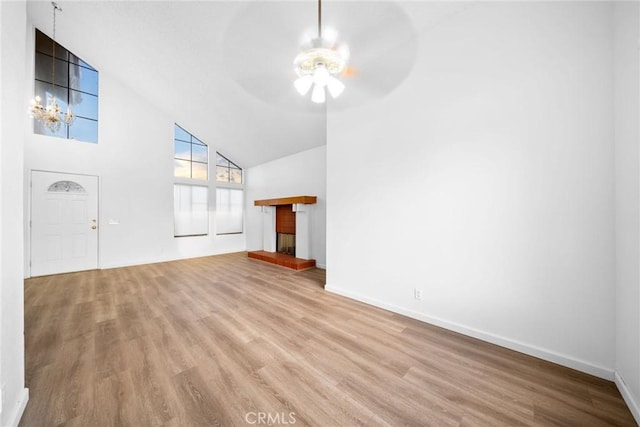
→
(30, 2, 74, 132)
(293, 0, 348, 103)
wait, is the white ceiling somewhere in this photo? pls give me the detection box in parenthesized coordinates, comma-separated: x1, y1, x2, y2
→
(26, 1, 422, 168)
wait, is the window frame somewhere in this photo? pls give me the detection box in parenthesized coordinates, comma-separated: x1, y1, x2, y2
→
(215, 186, 244, 236)
(215, 152, 243, 185)
(214, 151, 244, 235)
(173, 183, 209, 238)
(33, 28, 99, 143)
(174, 124, 209, 181)
(173, 124, 211, 238)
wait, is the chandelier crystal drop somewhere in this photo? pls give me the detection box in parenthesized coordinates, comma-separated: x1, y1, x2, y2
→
(293, 0, 347, 103)
(30, 2, 74, 132)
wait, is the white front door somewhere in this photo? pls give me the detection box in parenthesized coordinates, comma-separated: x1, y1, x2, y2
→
(31, 171, 99, 277)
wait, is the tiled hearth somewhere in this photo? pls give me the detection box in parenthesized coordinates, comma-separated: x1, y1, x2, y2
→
(248, 251, 316, 270)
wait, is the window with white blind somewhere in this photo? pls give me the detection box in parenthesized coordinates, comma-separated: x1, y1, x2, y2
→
(216, 188, 243, 235)
(174, 184, 208, 237)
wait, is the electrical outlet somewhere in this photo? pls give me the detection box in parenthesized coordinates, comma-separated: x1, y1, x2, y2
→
(414, 288, 423, 300)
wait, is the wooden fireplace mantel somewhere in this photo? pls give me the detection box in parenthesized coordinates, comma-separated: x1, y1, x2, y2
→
(254, 196, 317, 206)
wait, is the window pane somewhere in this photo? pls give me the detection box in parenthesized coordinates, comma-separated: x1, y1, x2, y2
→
(53, 41, 69, 61)
(34, 80, 68, 111)
(216, 153, 229, 167)
(70, 64, 98, 96)
(34, 118, 67, 139)
(174, 140, 191, 160)
(35, 53, 69, 87)
(34, 52, 51, 82)
(33, 81, 69, 140)
(35, 29, 54, 55)
(216, 188, 243, 234)
(192, 144, 208, 163)
(230, 168, 242, 184)
(174, 184, 208, 236)
(69, 117, 98, 143)
(69, 53, 97, 71)
(34, 29, 99, 144)
(35, 30, 68, 60)
(69, 90, 98, 120)
(192, 162, 208, 181)
(216, 165, 229, 182)
(174, 125, 191, 142)
(55, 58, 69, 87)
(174, 159, 191, 178)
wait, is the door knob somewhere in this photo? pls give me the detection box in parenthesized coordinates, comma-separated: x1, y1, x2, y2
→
(91, 219, 97, 230)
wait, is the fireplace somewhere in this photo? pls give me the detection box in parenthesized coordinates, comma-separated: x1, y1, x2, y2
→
(248, 196, 317, 270)
(277, 233, 296, 256)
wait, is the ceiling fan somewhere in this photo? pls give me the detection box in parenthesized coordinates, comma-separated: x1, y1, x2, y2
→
(221, 1, 418, 112)
(292, 0, 348, 103)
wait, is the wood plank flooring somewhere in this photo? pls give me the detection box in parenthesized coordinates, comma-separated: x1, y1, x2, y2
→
(21, 252, 636, 426)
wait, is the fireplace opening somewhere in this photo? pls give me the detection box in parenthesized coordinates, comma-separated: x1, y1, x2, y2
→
(277, 233, 296, 256)
(275, 204, 296, 256)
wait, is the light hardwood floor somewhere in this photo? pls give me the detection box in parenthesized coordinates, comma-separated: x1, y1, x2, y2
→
(21, 253, 636, 426)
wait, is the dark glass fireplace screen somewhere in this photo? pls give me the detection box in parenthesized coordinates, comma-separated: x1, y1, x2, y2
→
(277, 233, 295, 256)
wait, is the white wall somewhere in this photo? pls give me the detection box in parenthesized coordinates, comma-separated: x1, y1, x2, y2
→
(327, 2, 616, 379)
(245, 145, 327, 268)
(614, 1, 640, 421)
(23, 26, 245, 274)
(0, 1, 29, 425)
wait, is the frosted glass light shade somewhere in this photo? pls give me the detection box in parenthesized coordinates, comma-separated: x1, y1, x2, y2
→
(311, 85, 326, 103)
(294, 76, 313, 95)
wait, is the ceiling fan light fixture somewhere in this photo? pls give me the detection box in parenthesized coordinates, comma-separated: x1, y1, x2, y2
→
(293, 0, 347, 103)
(311, 84, 326, 104)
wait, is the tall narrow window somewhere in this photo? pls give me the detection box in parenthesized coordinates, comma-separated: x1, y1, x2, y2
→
(174, 124, 208, 180)
(34, 29, 99, 143)
(215, 152, 243, 235)
(173, 124, 209, 237)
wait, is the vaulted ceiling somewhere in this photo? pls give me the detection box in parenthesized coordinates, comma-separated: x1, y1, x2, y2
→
(26, 1, 452, 168)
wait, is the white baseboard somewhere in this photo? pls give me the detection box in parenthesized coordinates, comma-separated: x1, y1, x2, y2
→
(325, 285, 614, 381)
(615, 372, 640, 425)
(4, 388, 28, 427)
(315, 263, 326, 270)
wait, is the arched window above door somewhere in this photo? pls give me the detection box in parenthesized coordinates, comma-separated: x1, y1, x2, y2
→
(47, 180, 86, 193)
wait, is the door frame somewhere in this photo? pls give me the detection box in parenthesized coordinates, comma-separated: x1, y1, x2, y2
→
(28, 169, 101, 278)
